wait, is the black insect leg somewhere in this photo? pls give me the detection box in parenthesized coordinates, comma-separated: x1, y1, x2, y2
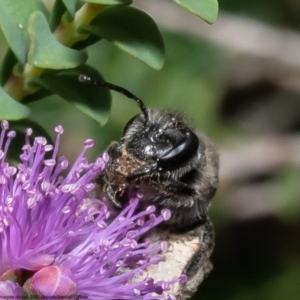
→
(106, 184, 122, 208)
(170, 214, 208, 234)
(184, 220, 214, 278)
(96, 141, 123, 208)
(106, 141, 122, 162)
(161, 180, 195, 195)
(168, 194, 208, 233)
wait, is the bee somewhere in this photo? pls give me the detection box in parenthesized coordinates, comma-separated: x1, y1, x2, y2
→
(79, 75, 219, 233)
(79, 75, 219, 298)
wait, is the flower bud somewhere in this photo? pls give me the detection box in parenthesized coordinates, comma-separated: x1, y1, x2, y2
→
(20, 254, 54, 270)
(31, 266, 77, 296)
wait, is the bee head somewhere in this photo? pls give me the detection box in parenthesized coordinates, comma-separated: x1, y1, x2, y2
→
(78, 75, 200, 172)
(122, 110, 200, 171)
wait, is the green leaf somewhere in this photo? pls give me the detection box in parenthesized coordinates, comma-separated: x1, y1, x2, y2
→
(172, 0, 218, 24)
(29, 66, 111, 126)
(28, 11, 87, 69)
(50, 0, 68, 31)
(0, 0, 48, 65)
(50, 0, 79, 32)
(81, 7, 165, 70)
(82, 0, 132, 5)
(0, 49, 18, 86)
(72, 34, 101, 50)
(62, 0, 79, 17)
(0, 87, 31, 120)
(22, 88, 53, 104)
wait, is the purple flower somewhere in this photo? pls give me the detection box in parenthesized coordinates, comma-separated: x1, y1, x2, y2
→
(0, 121, 185, 299)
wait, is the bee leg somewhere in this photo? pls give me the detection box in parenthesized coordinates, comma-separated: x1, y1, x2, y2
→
(105, 142, 122, 167)
(184, 220, 214, 278)
(106, 183, 122, 208)
(170, 214, 207, 234)
(168, 195, 208, 233)
(126, 163, 157, 178)
(161, 180, 194, 195)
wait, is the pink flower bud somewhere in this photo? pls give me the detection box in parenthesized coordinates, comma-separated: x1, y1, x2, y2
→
(31, 266, 77, 296)
(20, 254, 54, 271)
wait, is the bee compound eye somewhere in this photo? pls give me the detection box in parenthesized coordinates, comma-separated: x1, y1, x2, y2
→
(157, 130, 199, 171)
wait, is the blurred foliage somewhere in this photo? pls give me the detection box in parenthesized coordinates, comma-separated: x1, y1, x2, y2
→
(1, 0, 300, 300)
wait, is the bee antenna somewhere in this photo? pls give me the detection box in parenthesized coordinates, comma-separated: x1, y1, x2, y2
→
(79, 74, 149, 122)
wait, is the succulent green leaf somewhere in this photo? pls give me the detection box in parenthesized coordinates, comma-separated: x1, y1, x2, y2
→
(22, 88, 53, 104)
(50, 0, 67, 31)
(62, 0, 79, 17)
(29, 66, 111, 126)
(72, 34, 101, 50)
(172, 0, 218, 24)
(50, 0, 78, 31)
(82, 0, 132, 5)
(28, 11, 87, 69)
(0, 0, 48, 65)
(0, 49, 18, 86)
(0, 87, 31, 120)
(81, 7, 165, 70)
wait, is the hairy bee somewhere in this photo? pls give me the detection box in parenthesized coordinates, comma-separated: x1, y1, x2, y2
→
(79, 74, 219, 233)
(79, 75, 219, 298)
(98, 108, 219, 233)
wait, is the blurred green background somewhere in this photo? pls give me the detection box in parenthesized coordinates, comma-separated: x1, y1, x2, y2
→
(2, 0, 300, 299)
